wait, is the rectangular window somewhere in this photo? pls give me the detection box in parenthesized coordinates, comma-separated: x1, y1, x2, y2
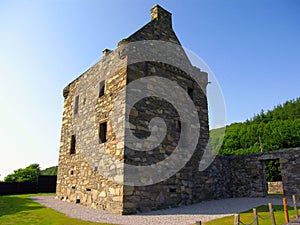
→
(70, 135, 76, 154)
(187, 87, 193, 99)
(74, 95, 79, 114)
(177, 120, 181, 130)
(177, 120, 188, 146)
(99, 80, 105, 97)
(99, 122, 107, 144)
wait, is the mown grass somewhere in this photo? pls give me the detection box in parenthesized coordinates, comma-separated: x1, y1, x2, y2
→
(0, 194, 114, 225)
(268, 193, 284, 197)
(204, 205, 299, 225)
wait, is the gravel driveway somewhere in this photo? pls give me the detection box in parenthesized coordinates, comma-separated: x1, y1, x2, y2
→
(31, 196, 292, 225)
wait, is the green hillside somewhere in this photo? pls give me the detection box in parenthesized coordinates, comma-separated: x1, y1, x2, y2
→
(210, 98, 300, 155)
(41, 166, 57, 176)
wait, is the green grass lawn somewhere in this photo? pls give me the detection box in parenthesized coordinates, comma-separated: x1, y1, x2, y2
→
(204, 205, 299, 225)
(0, 194, 115, 225)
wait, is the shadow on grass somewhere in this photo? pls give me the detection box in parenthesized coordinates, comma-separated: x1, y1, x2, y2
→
(0, 195, 44, 216)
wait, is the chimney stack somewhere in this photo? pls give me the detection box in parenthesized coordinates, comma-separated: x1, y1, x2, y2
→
(102, 48, 112, 57)
(150, 5, 172, 27)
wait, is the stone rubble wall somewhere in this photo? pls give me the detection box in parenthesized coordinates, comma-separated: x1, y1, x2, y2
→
(56, 4, 300, 215)
(56, 4, 211, 215)
(56, 50, 128, 215)
(122, 61, 209, 214)
(226, 147, 300, 198)
(118, 5, 180, 46)
(268, 182, 284, 194)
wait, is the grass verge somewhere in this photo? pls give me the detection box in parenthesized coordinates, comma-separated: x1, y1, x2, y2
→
(0, 194, 114, 225)
(204, 205, 299, 225)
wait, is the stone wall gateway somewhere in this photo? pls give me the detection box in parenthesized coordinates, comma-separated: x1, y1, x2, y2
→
(194, 148, 300, 200)
(226, 147, 300, 198)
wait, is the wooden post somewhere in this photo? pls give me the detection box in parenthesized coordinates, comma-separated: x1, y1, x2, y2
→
(269, 202, 276, 225)
(259, 136, 263, 152)
(283, 198, 289, 222)
(253, 208, 259, 225)
(234, 214, 240, 225)
(195, 221, 201, 225)
(293, 195, 298, 218)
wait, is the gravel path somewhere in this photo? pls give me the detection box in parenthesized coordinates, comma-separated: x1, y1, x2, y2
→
(31, 196, 293, 225)
(285, 217, 300, 224)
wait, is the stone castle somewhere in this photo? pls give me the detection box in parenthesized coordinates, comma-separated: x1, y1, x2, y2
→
(56, 5, 300, 215)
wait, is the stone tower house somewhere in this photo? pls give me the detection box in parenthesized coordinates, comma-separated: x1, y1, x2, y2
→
(56, 5, 212, 214)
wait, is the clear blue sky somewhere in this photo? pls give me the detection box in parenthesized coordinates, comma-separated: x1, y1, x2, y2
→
(0, 0, 299, 179)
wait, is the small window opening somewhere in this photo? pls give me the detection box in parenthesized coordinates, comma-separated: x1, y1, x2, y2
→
(76, 199, 80, 204)
(70, 170, 74, 175)
(74, 95, 79, 114)
(177, 120, 188, 146)
(177, 120, 181, 130)
(169, 188, 177, 193)
(86, 188, 91, 192)
(99, 122, 107, 144)
(72, 186, 76, 189)
(99, 80, 105, 97)
(70, 135, 76, 154)
(187, 87, 193, 98)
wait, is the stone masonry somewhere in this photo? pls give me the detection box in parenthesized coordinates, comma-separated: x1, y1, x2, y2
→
(56, 5, 210, 214)
(56, 5, 300, 215)
(228, 147, 300, 197)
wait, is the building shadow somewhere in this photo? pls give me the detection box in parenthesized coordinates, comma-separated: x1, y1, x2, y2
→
(0, 195, 44, 217)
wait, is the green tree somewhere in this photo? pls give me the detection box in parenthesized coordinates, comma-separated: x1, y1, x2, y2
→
(41, 166, 57, 176)
(212, 98, 300, 182)
(4, 164, 41, 182)
(264, 160, 282, 182)
(217, 98, 300, 156)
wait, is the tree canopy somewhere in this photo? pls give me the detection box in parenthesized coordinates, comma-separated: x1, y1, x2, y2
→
(210, 98, 300, 182)
(40, 166, 57, 176)
(3, 164, 57, 182)
(4, 163, 41, 182)
(210, 98, 300, 156)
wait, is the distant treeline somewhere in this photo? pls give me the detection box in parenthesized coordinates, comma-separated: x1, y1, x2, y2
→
(3, 164, 57, 182)
(41, 166, 58, 176)
(210, 97, 300, 156)
(210, 97, 300, 182)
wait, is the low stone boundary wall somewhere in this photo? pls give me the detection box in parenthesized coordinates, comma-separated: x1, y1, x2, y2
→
(227, 147, 300, 197)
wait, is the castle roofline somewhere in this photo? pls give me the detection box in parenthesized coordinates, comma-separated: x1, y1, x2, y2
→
(118, 5, 180, 47)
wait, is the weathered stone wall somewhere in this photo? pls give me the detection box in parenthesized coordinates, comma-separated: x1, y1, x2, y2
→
(56, 50, 128, 214)
(189, 148, 300, 201)
(57, 4, 211, 215)
(118, 5, 180, 46)
(56, 4, 300, 216)
(122, 61, 209, 214)
(229, 154, 266, 197)
(268, 182, 283, 194)
(227, 147, 300, 198)
(193, 156, 233, 201)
